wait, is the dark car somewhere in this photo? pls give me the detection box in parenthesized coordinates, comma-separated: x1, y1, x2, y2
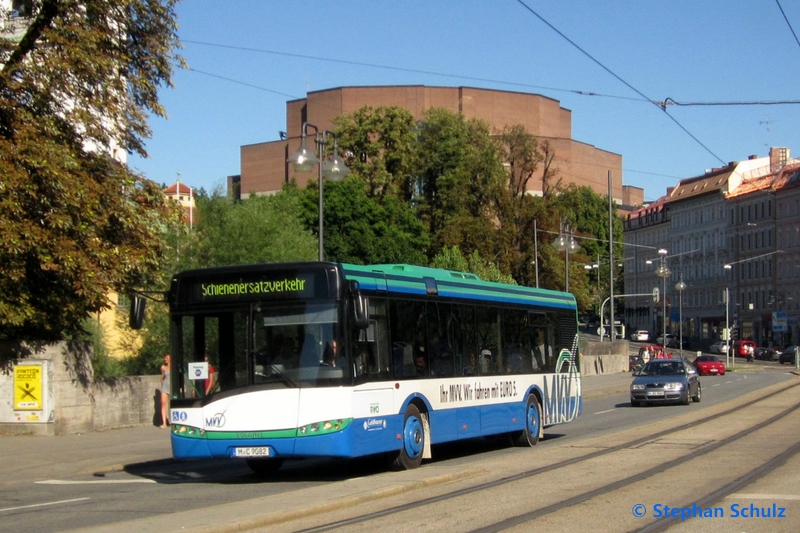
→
(759, 346, 782, 361)
(630, 358, 701, 407)
(694, 355, 725, 376)
(779, 346, 797, 365)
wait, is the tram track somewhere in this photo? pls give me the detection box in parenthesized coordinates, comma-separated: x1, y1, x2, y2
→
(285, 379, 800, 533)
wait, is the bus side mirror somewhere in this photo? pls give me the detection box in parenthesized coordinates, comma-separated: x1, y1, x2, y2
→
(129, 295, 146, 330)
(348, 280, 368, 330)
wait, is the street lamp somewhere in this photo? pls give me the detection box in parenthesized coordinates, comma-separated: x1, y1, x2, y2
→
(722, 249, 784, 359)
(675, 276, 686, 358)
(553, 222, 579, 292)
(288, 123, 350, 261)
(649, 249, 669, 348)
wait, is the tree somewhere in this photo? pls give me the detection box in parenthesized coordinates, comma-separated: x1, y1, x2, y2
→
(431, 246, 515, 284)
(297, 176, 429, 265)
(494, 125, 546, 283)
(0, 1, 182, 340)
(332, 106, 418, 202)
(191, 188, 319, 268)
(414, 108, 505, 262)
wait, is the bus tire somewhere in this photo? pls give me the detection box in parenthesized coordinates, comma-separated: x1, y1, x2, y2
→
(246, 458, 284, 477)
(512, 395, 541, 447)
(393, 403, 424, 470)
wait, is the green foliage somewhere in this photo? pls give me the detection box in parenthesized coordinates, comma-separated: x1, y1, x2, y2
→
(332, 106, 418, 201)
(0, 1, 182, 341)
(298, 177, 429, 265)
(414, 108, 506, 260)
(80, 317, 124, 378)
(190, 188, 318, 268)
(431, 246, 516, 285)
(129, 298, 171, 376)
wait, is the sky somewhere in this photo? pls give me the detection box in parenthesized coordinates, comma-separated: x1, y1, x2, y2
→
(128, 1, 800, 203)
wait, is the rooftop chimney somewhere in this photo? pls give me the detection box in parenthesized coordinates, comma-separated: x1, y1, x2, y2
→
(770, 147, 790, 172)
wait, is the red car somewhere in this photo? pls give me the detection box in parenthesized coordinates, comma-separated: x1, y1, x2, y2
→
(734, 340, 756, 361)
(694, 355, 726, 376)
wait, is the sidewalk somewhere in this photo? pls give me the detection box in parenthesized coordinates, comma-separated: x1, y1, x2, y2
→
(1, 425, 173, 483)
(0, 372, 632, 483)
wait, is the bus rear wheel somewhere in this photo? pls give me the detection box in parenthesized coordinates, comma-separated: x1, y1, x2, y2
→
(393, 404, 424, 470)
(246, 458, 284, 477)
(512, 395, 541, 447)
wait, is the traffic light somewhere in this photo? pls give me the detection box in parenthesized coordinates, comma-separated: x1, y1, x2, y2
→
(730, 327, 739, 341)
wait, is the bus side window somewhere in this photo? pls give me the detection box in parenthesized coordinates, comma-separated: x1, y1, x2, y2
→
(389, 299, 425, 379)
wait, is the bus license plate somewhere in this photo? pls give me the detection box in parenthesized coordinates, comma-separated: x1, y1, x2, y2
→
(233, 447, 271, 457)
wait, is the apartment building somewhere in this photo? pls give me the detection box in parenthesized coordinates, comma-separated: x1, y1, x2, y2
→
(233, 85, 644, 209)
(623, 148, 800, 349)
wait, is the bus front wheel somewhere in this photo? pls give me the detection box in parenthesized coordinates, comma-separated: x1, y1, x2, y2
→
(393, 404, 424, 470)
(512, 395, 541, 447)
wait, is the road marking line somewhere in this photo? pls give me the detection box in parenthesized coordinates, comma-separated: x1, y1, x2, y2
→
(593, 409, 615, 415)
(36, 479, 156, 485)
(0, 498, 90, 512)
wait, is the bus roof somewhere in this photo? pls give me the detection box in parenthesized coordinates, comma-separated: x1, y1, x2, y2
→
(342, 263, 577, 311)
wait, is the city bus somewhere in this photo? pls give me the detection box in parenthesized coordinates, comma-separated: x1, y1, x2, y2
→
(161, 262, 581, 474)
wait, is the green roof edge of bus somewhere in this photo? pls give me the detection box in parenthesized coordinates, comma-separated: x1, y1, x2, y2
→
(341, 263, 577, 306)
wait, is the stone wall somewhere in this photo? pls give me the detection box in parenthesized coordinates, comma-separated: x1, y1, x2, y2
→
(92, 375, 162, 430)
(580, 338, 629, 376)
(0, 341, 159, 436)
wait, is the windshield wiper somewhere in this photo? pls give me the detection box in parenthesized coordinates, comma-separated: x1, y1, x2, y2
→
(268, 364, 298, 388)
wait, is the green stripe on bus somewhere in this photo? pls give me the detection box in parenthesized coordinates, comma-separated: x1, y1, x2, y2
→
(172, 418, 353, 440)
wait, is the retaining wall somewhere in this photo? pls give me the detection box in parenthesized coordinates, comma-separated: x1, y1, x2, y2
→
(580, 339, 629, 376)
(0, 341, 160, 436)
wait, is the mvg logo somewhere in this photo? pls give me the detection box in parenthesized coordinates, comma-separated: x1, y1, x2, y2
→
(205, 413, 226, 428)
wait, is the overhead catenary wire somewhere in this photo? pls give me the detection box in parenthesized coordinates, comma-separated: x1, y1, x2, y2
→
(775, 0, 800, 54)
(181, 39, 648, 104)
(513, 0, 726, 165)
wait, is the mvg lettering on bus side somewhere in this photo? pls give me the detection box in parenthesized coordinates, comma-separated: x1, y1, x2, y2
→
(206, 414, 226, 427)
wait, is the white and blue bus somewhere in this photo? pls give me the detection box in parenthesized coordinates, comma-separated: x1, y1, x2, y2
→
(163, 262, 581, 474)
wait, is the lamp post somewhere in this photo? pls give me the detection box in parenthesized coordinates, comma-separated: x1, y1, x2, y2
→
(654, 249, 669, 348)
(675, 276, 686, 358)
(553, 222, 579, 292)
(722, 249, 784, 365)
(288, 123, 350, 261)
(723, 286, 731, 369)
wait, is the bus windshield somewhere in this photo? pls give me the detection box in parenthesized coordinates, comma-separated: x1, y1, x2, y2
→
(172, 302, 344, 400)
(253, 303, 344, 384)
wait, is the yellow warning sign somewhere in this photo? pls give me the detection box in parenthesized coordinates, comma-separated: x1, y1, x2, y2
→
(14, 365, 42, 411)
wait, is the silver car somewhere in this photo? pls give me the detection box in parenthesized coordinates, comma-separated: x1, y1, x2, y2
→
(630, 359, 701, 407)
(709, 341, 729, 354)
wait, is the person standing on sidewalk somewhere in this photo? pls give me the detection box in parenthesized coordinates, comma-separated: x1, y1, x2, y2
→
(159, 354, 171, 428)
